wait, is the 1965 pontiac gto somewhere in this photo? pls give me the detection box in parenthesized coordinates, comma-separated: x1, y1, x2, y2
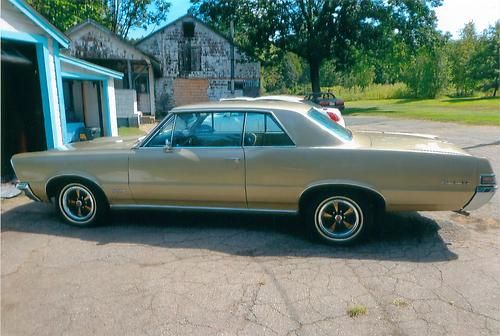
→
(12, 101, 497, 244)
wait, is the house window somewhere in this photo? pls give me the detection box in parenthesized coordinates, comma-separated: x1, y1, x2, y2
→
(228, 81, 245, 91)
(179, 43, 202, 74)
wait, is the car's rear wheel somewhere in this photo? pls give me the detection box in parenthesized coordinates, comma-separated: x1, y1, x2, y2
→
(305, 191, 373, 245)
(56, 182, 107, 227)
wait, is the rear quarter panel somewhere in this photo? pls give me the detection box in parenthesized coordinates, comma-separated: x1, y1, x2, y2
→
(244, 147, 479, 211)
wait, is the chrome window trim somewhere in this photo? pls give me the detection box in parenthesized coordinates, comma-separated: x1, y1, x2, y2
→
(170, 111, 245, 148)
(173, 107, 297, 145)
(242, 111, 296, 148)
(138, 109, 297, 150)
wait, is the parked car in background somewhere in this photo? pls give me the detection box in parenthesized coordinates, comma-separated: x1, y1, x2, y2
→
(221, 95, 346, 127)
(12, 101, 496, 245)
(304, 92, 345, 111)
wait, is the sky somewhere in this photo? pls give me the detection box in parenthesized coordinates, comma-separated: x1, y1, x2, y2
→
(129, 0, 499, 40)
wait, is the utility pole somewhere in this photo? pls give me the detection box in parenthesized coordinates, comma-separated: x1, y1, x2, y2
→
(230, 20, 235, 95)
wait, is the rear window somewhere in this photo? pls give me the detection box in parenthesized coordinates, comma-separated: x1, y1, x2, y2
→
(307, 109, 352, 141)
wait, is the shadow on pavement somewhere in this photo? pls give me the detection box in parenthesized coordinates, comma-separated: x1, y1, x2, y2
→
(2, 201, 457, 262)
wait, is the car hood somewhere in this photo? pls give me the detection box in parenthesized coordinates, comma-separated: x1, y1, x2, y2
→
(354, 131, 469, 155)
(59, 136, 140, 151)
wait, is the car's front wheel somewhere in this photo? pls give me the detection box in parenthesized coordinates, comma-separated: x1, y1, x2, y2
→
(56, 182, 107, 227)
(305, 191, 373, 245)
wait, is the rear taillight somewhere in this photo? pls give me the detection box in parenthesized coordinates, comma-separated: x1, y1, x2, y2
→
(326, 111, 340, 122)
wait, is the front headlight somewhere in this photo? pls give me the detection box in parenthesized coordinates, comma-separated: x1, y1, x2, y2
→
(480, 174, 496, 185)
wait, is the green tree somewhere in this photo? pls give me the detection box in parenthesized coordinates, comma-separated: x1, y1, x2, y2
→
(109, 0, 171, 38)
(403, 42, 450, 98)
(191, 0, 442, 93)
(470, 22, 500, 96)
(261, 50, 309, 93)
(27, 0, 170, 39)
(27, 0, 108, 32)
(449, 22, 480, 96)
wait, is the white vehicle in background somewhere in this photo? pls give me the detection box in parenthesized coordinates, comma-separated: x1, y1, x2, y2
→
(220, 95, 346, 127)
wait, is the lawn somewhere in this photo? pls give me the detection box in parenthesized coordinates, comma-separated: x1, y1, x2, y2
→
(345, 97, 500, 125)
(118, 127, 146, 137)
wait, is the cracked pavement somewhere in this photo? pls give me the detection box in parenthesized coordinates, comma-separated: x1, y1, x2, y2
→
(2, 116, 499, 336)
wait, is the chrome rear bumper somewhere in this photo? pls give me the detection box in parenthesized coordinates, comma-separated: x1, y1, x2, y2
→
(462, 185, 497, 211)
(15, 182, 41, 202)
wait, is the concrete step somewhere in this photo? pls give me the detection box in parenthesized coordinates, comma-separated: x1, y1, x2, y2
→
(141, 115, 156, 124)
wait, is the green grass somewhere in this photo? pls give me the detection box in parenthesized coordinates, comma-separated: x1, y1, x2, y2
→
(118, 127, 146, 137)
(347, 305, 368, 318)
(392, 298, 409, 307)
(345, 97, 500, 125)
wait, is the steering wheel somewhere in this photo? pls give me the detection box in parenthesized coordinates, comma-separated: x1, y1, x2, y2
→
(244, 132, 257, 146)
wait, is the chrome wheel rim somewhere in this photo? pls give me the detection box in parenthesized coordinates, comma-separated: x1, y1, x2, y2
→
(315, 196, 362, 241)
(60, 184, 96, 224)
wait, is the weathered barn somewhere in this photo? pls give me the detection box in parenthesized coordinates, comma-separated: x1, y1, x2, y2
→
(65, 20, 160, 126)
(136, 14, 260, 113)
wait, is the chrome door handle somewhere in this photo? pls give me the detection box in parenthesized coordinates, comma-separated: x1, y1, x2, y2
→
(225, 157, 241, 163)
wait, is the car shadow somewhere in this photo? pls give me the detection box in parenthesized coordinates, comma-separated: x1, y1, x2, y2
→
(1, 202, 457, 262)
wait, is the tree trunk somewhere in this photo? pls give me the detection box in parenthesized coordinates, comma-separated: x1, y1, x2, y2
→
(309, 57, 321, 93)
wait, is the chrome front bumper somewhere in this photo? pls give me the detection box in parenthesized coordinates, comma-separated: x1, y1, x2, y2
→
(462, 185, 497, 211)
(15, 182, 41, 202)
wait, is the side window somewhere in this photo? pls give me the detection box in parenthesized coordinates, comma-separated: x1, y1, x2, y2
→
(145, 115, 174, 147)
(173, 112, 244, 147)
(244, 113, 294, 146)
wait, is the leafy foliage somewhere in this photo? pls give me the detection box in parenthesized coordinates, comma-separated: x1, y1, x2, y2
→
(27, 0, 108, 32)
(191, 0, 442, 92)
(27, 0, 170, 39)
(108, 0, 171, 38)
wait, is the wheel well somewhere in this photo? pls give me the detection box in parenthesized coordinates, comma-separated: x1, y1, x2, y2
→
(46, 176, 107, 202)
(298, 185, 386, 214)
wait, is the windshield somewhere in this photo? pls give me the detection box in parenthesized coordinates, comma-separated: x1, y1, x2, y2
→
(307, 108, 352, 141)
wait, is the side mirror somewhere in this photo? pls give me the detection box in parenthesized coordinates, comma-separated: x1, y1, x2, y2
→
(164, 138, 173, 153)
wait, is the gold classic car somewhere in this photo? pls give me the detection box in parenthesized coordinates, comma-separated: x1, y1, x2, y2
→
(12, 101, 497, 245)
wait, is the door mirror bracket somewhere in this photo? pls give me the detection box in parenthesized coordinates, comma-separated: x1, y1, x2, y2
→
(164, 139, 173, 153)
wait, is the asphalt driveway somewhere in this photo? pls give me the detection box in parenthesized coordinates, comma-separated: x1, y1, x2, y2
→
(2, 116, 499, 336)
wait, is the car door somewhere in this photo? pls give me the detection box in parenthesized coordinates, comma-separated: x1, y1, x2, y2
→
(128, 111, 246, 208)
(243, 112, 299, 211)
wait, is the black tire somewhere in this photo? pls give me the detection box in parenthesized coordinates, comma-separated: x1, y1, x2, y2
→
(304, 191, 373, 245)
(55, 181, 108, 227)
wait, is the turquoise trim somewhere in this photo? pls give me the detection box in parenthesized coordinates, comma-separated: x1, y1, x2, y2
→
(102, 80, 113, 136)
(53, 44, 68, 143)
(61, 71, 107, 81)
(60, 54, 123, 79)
(1, 30, 58, 148)
(8, 0, 70, 48)
(35, 40, 57, 148)
(0, 30, 46, 43)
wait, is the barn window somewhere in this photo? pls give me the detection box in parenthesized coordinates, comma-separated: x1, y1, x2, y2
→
(182, 22, 195, 38)
(179, 43, 202, 74)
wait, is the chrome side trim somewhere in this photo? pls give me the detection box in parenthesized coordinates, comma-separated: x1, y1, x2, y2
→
(298, 182, 387, 207)
(462, 185, 497, 211)
(110, 204, 298, 215)
(16, 182, 42, 202)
